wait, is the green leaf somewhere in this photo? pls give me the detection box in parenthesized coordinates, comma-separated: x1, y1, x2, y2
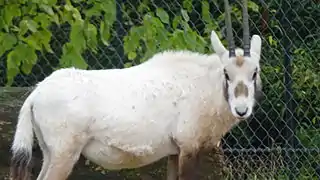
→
(63, 3, 83, 21)
(71, 7, 83, 21)
(202, 1, 211, 24)
(0, 33, 17, 56)
(20, 19, 39, 33)
(155, 28, 169, 45)
(64, 4, 73, 11)
(99, 0, 116, 45)
(6, 44, 37, 86)
(39, 29, 53, 53)
(22, 29, 53, 53)
(6, 49, 21, 86)
(70, 20, 86, 52)
(181, 9, 189, 22)
(31, 0, 43, 3)
(22, 34, 42, 51)
(137, 0, 150, 13)
(21, 3, 37, 15)
(84, 22, 98, 53)
(172, 16, 182, 29)
(128, 51, 136, 60)
(60, 43, 88, 69)
(180, 21, 190, 31)
(11, 25, 20, 32)
(19, 21, 29, 36)
(59, 6, 73, 23)
(84, 2, 102, 17)
(151, 16, 164, 28)
(40, 4, 54, 15)
(20, 46, 37, 75)
(123, 26, 144, 54)
(124, 62, 133, 68)
(183, 30, 197, 50)
(195, 37, 206, 53)
(156, 8, 169, 24)
(47, 0, 57, 5)
(100, 14, 115, 46)
(3, 4, 21, 26)
(183, 0, 193, 13)
(52, 14, 60, 25)
(0, 17, 8, 32)
(248, 1, 259, 12)
(100, 0, 116, 17)
(172, 30, 187, 49)
(99, 0, 116, 26)
(34, 13, 52, 28)
(99, 20, 109, 46)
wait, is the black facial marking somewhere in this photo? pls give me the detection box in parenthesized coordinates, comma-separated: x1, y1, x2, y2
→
(252, 67, 258, 80)
(224, 68, 230, 81)
(223, 79, 229, 102)
(254, 80, 263, 102)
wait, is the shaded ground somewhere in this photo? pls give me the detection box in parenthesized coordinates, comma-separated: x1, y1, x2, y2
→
(0, 87, 224, 180)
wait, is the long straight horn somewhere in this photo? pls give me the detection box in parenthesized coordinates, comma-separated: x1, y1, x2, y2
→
(224, 0, 236, 57)
(242, 0, 251, 57)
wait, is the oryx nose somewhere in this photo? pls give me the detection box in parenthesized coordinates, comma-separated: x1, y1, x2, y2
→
(235, 107, 248, 117)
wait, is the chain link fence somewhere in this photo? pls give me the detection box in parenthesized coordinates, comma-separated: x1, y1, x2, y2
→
(0, 0, 319, 179)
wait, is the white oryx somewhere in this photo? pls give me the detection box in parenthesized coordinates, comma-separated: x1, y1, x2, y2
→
(10, 0, 263, 179)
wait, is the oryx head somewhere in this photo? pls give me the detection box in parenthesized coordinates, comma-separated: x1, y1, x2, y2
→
(211, 0, 263, 119)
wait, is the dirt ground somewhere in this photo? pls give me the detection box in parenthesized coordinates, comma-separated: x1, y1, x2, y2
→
(0, 87, 224, 180)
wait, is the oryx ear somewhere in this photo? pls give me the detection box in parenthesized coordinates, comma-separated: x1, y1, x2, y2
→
(211, 30, 227, 57)
(250, 35, 262, 58)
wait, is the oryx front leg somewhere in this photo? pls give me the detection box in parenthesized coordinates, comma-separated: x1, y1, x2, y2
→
(178, 150, 200, 180)
(167, 155, 179, 180)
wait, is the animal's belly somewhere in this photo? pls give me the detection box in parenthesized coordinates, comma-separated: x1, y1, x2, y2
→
(81, 139, 177, 170)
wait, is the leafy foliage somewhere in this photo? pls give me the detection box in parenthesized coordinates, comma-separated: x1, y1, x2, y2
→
(0, 0, 116, 86)
(122, 0, 261, 66)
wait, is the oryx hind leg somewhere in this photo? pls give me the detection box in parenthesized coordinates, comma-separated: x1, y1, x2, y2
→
(33, 122, 51, 180)
(41, 133, 89, 180)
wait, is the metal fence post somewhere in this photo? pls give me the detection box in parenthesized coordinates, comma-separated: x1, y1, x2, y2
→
(280, 0, 298, 179)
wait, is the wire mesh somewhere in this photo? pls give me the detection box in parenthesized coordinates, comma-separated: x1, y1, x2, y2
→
(0, 0, 319, 179)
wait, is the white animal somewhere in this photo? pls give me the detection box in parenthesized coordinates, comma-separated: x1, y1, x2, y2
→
(10, 0, 263, 180)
